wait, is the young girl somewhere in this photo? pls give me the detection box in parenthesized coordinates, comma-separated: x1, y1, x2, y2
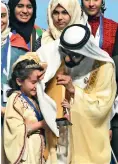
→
(3, 53, 47, 164)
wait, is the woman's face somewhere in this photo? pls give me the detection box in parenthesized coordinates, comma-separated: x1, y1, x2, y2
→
(1, 7, 8, 33)
(82, 0, 102, 17)
(52, 5, 71, 30)
(15, 0, 33, 23)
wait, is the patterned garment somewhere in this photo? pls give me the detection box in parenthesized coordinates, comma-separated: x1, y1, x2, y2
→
(4, 92, 46, 164)
(1, 40, 27, 108)
(88, 16, 118, 56)
(33, 35, 42, 51)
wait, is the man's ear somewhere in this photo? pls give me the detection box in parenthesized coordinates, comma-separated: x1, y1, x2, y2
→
(16, 78, 22, 86)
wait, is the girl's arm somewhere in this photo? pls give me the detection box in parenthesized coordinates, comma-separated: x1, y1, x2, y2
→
(25, 119, 47, 135)
(61, 99, 70, 109)
(61, 99, 71, 121)
(1, 106, 6, 117)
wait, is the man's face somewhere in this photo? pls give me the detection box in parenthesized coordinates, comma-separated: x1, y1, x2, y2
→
(59, 46, 85, 68)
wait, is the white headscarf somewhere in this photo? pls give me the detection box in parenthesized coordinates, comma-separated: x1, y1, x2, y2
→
(36, 24, 114, 137)
(41, 0, 83, 44)
(1, 2, 11, 47)
(59, 25, 114, 64)
(59, 25, 114, 89)
(37, 25, 114, 85)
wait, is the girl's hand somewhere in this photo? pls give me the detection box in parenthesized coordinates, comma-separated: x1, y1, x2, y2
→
(25, 118, 33, 125)
(37, 66, 47, 81)
(40, 120, 48, 129)
(25, 119, 48, 132)
(61, 99, 70, 109)
(1, 107, 6, 117)
(109, 130, 112, 141)
(61, 99, 71, 121)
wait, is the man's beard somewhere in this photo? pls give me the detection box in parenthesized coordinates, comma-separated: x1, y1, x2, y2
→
(64, 56, 85, 68)
(65, 60, 77, 68)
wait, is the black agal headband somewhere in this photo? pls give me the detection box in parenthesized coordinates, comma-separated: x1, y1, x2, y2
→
(60, 24, 90, 50)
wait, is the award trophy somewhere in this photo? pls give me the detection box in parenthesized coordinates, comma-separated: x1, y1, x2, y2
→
(45, 62, 72, 127)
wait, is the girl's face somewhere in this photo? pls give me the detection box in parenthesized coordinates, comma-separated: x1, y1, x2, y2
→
(52, 5, 71, 30)
(18, 70, 44, 98)
(1, 7, 8, 33)
(15, 0, 33, 23)
(82, 0, 102, 17)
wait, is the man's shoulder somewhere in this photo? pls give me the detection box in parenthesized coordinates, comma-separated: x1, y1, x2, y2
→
(93, 61, 114, 79)
(99, 61, 113, 70)
(97, 62, 114, 81)
(96, 62, 114, 87)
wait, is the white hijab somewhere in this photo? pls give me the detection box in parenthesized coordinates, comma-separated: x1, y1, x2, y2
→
(37, 28, 114, 85)
(41, 0, 83, 44)
(1, 2, 11, 47)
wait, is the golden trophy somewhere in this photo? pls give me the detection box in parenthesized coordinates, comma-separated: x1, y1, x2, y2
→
(45, 62, 72, 127)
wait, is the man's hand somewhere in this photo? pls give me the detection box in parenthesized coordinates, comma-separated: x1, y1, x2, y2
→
(37, 69, 46, 81)
(56, 74, 75, 96)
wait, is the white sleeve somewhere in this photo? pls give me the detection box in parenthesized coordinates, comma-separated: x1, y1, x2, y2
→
(36, 39, 62, 83)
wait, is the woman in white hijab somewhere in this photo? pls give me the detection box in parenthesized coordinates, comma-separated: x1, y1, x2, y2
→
(1, 2, 10, 47)
(41, 0, 82, 44)
(1, 1, 11, 119)
(1, 3, 11, 164)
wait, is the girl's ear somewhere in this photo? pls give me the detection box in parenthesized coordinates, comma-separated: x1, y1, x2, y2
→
(16, 78, 22, 86)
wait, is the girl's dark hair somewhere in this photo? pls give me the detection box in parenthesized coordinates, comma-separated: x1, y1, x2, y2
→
(81, 0, 106, 14)
(7, 59, 43, 97)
